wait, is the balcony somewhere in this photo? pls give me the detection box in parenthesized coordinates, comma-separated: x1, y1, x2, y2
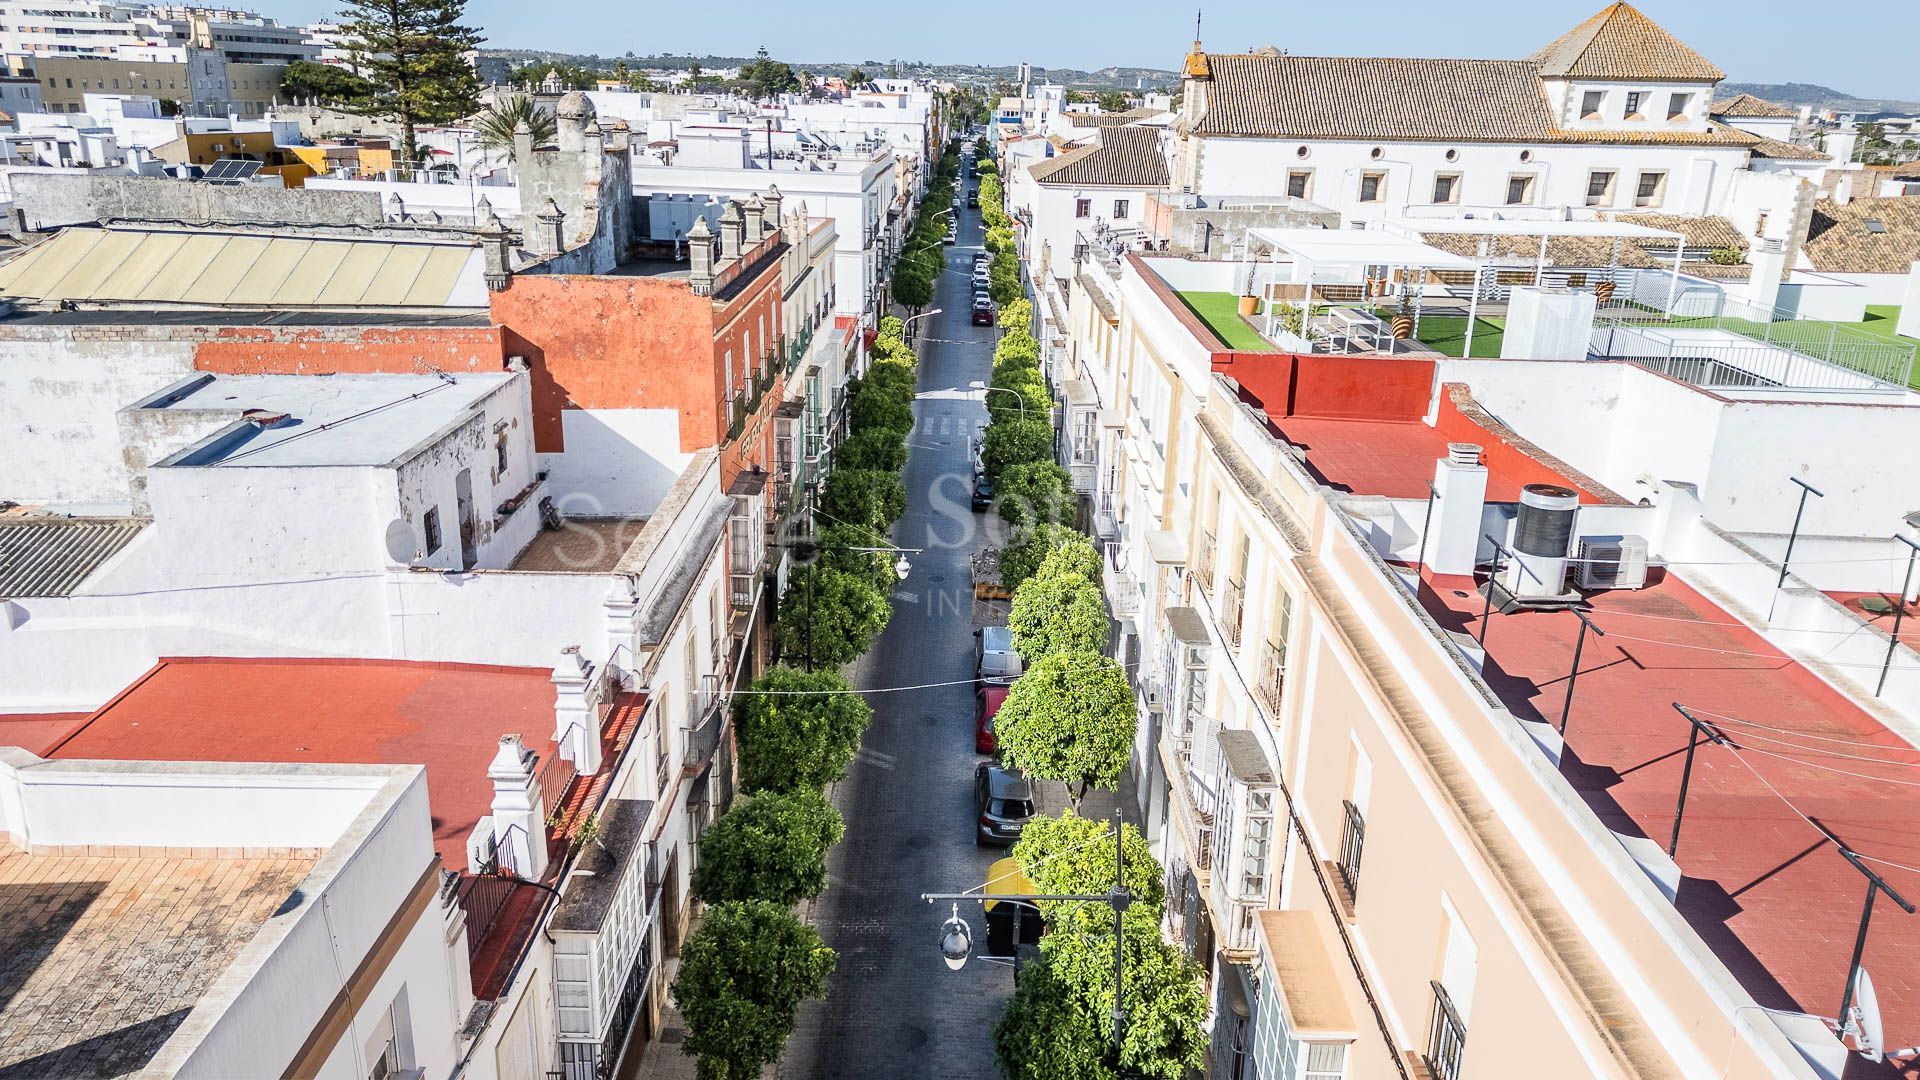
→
(1102, 543, 1140, 617)
(1219, 578, 1246, 649)
(1068, 459, 1095, 494)
(1424, 982, 1467, 1080)
(1337, 799, 1365, 903)
(684, 674, 727, 771)
(1257, 639, 1286, 716)
(1192, 531, 1216, 595)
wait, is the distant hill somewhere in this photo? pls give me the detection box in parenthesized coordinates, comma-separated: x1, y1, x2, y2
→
(1719, 81, 1920, 118)
(473, 50, 1180, 91)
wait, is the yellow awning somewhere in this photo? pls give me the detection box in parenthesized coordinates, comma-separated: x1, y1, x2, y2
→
(983, 856, 1035, 912)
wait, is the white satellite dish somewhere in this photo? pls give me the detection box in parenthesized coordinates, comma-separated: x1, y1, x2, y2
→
(1843, 966, 1885, 1063)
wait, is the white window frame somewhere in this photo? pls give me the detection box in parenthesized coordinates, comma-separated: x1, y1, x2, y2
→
(1584, 169, 1616, 207)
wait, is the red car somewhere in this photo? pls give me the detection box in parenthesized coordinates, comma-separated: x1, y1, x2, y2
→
(976, 685, 1008, 753)
(971, 298, 995, 326)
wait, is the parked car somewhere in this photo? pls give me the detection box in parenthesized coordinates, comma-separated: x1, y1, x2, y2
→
(970, 471, 994, 512)
(968, 192, 980, 207)
(973, 252, 990, 266)
(972, 298, 995, 326)
(975, 624, 1022, 683)
(943, 228, 957, 245)
(976, 685, 1008, 753)
(975, 764, 1035, 846)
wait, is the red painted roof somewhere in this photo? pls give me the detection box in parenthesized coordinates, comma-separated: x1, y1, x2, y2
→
(1415, 570, 1920, 1056)
(0, 713, 91, 757)
(1274, 417, 1542, 502)
(47, 657, 559, 873)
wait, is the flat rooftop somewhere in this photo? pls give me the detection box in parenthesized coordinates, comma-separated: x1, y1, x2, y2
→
(509, 518, 649, 573)
(45, 657, 558, 873)
(0, 845, 316, 1078)
(1275, 416, 1584, 502)
(144, 372, 510, 468)
(1412, 568, 1920, 1050)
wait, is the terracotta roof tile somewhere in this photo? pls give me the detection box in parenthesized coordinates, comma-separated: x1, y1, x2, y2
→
(1743, 132, 1829, 162)
(1529, 2, 1723, 82)
(1195, 54, 1557, 142)
(1711, 93, 1798, 119)
(1606, 212, 1746, 249)
(1029, 126, 1169, 188)
(1803, 196, 1920, 274)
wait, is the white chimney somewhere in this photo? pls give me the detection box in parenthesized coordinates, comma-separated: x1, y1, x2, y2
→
(487, 735, 549, 881)
(1428, 445, 1488, 575)
(1744, 238, 1788, 312)
(1833, 174, 1854, 207)
(551, 647, 603, 775)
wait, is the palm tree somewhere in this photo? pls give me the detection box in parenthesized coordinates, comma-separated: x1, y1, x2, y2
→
(474, 95, 557, 161)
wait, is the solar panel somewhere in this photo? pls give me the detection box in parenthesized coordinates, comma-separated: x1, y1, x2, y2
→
(202, 158, 262, 185)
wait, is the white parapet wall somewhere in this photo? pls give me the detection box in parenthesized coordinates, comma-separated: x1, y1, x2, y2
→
(1502, 287, 1596, 361)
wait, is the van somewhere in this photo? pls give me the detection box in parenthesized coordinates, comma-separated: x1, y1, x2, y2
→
(975, 625, 1024, 685)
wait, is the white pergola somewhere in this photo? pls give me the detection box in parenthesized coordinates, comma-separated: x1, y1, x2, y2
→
(1246, 227, 1479, 354)
(1384, 218, 1690, 358)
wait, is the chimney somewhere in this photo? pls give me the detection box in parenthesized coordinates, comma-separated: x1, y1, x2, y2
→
(479, 204, 512, 291)
(550, 647, 603, 775)
(743, 194, 766, 240)
(532, 197, 565, 257)
(487, 735, 548, 881)
(385, 191, 406, 222)
(1744, 237, 1789, 311)
(687, 214, 716, 296)
(762, 185, 783, 232)
(783, 204, 806, 247)
(1427, 441, 1488, 575)
(1832, 174, 1854, 206)
(1827, 128, 1859, 168)
(583, 116, 603, 155)
(718, 199, 744, 263)
(512, 119, 533, 165)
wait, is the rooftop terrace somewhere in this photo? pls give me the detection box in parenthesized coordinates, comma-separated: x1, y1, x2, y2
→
(0, 845, 316, 1078)
(1412, 565, 1920, 1060)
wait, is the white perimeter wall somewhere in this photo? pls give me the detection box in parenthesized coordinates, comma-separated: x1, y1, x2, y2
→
(541, 408, 689, 517)
(1195, 137, 1744, 222)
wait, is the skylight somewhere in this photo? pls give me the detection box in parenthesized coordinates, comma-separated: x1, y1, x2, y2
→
(1866, 219, 1887, 234)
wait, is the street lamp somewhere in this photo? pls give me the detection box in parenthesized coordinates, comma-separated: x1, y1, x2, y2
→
(773, 535, 920, 670)
(923, 812, 1134, 1057)
(970, 379, 1026, 418)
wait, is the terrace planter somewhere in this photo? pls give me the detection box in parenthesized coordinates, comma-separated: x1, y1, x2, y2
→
(1595, 280, 1617, 304)
(1237, 295, 1258, 316)
(1392, 314, 1414, 340)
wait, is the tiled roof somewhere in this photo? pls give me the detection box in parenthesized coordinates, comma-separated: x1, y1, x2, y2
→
(1803, 196, 1920, 274)
(1029, 126, 1169, 188)
(1529, 2, 1723, 82)
(1069, 113, 1145, 129)
(1195, 54, 1557, 141)
(1421, 232, 1661, 269)
(0, 518, 144, 596)
(1191, 52, 1751, 147)
(1606, 212, 1746, 249)
(1711, 93, 1798, 119)
(1743, 132, 1829, 162)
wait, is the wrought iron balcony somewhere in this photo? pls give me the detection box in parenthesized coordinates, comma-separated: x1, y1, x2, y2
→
(1192, 531, 1216, 595)
(1257, 639, 1286, 716)
(1425, 982, 1468, 1080)
(1068, 460, 1095, 494)
(1338, 799, 1365, 903)
(1219, 578, 1246, 649)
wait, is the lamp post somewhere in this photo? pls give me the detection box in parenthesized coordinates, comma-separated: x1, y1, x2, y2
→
(901, 307, 943, 342)
(970, 380, 1026, 418)
(923, 811, 1133, 1058)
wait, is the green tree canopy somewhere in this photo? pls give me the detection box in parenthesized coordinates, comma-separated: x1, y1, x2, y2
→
(692, 788, 845, 905)
(892, 263, 935, 311)
(1013, 813, 1163, 927)
(1010, 569, 1107, 659)
(733, 665, 874, 792)
(473, 94, 556, 159)
(982, 416, 1054, 482)
(278, 59, 371, 106)
(1000, 297, 1034, 330)
(814, 521, 897, 594)
(1096, 90, 1131, 113)
(845, 67, 869, 86)
(849, 373, 915, 437)
(742, 46, 801, 99)
(996, 461, 1075, 528)
(990, 370, 1050, 427)
(835, 428, 908, 473)
(674, 900, 836, 1080)
(990, 253, 1023, 305)
(508, 61, 595, 89)
(1002, 524, 1096, 593)
(338, 0, 484, 172)
(819, 467, 906, 532)
(993, 650, 1135, 804)
(774, 566, 891, 671)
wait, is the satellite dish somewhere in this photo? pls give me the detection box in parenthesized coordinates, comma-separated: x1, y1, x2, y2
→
(384, 519, 419, 565)
(1843, 966, 1885, 1063)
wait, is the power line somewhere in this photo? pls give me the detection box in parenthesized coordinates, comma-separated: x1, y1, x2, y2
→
(1685, 706, 1920, 752)
(1714, 743, 1920, 879)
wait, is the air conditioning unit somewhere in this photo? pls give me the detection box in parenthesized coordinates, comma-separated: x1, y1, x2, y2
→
(466, 818, 498, 874)
(1576, 534, 1650, 590)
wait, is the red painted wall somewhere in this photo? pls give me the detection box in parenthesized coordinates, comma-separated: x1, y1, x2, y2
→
(1214, 352, 1435, 422)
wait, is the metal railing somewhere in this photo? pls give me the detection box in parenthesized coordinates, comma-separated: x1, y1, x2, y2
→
(1192, 531, 1216, 595)
(1257, 639, 1286, 715)
(1425, 982, 1468, 1080)
(538, 747, 580, 833)
(455, 872, 518, 959)
(1338, 800, 1366, 902)
(1592, 288, 1917, 392)
(1219, 578, 1245, 649)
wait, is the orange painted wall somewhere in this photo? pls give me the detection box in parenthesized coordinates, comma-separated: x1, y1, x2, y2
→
(1434, 382, 1611, 503)
(193, 327, 507, 375)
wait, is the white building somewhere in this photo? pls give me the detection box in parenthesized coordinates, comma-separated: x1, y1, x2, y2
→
(0, 1, 314, 65)
(0, 748, 463, 1078)
(1171, 4, 1769, 224)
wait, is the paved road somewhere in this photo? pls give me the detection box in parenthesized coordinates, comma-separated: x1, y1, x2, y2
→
(779, 195, 1009, 1080)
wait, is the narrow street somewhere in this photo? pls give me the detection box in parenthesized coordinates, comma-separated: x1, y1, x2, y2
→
(779, 194, 1009, 1079)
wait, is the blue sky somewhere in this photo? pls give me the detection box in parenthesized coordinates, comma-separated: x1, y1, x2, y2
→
(271, 1, 1915, 100)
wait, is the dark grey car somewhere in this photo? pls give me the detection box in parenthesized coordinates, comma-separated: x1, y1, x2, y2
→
(974, 763, 1035, 846)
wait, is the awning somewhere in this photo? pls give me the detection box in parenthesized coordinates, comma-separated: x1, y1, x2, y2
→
(1166, 606, 1209, 646)
(1098, 408, 1126, 429)
(1255, 910, 1358, 1040)
(1216, 728, 1275, 788)
(1146, 529, 1186, 566)
(1061, 379, 1097, 407)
